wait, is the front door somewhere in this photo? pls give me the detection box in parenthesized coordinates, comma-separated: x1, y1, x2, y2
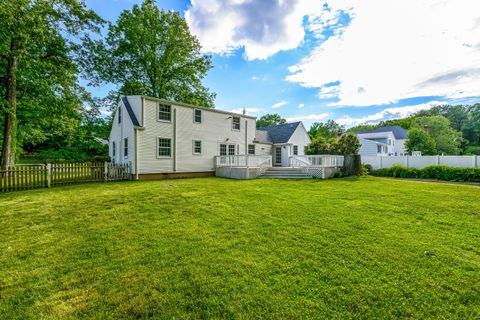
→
(275, 147, 282, 166)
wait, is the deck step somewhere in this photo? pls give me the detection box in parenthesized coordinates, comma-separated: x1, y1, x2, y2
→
(260, 167, 312, 179)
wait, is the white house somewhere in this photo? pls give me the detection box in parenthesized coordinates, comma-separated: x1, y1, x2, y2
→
(355, 126, 408, 156)
(109, 95, 311, 179)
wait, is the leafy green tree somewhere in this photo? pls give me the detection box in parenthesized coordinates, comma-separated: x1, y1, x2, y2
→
(83, 0, 215, 108)
(405, 128, 437, 155)
(308, 120, 344, 139)
(333, 133, 360, 155)
(256, 114, 286, 128)
(305, 136, 334, 155)
(0, 0, 102, 169)
(463, 104, 480, 146)
(411, 116, 462, 155)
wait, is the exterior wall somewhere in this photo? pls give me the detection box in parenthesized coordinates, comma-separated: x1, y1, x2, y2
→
(136, 97, 256, 174)
(254, 143, 273, 156)
(357, 132, 406, 155)
(109, 100, 136, 173)
(359, 138, 388, 156)
(287, 123, 311, 156)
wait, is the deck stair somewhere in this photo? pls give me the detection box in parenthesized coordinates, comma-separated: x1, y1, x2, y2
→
(259, 167, 312, 179)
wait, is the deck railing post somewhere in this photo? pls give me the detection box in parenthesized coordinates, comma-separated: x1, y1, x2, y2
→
(104, 162, 108, 182)
(46, 163, 51, 188)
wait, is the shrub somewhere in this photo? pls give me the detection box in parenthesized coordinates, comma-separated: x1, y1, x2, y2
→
(372, 165, 480, 182)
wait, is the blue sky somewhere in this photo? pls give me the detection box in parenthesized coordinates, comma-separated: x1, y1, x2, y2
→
(85, 0, 480, 128)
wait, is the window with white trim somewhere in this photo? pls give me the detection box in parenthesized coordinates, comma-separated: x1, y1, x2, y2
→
(293, 145, 298, 155)
(123, 138, 128, 157)
(228, 144, 235, 155)
(232, 116, 240, 130)
(112, 141, 116, 157)
(194, 109, 202, 123)
(158, 104, 171, 121)
(248, 144, 255, 155)
(193, 140, 202, 154)
(220, 144, 227, 156)
(157, 138, 172, 157)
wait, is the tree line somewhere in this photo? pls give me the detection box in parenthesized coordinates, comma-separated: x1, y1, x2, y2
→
(0, 0, 214, 168)
(257, 103, 480, 156)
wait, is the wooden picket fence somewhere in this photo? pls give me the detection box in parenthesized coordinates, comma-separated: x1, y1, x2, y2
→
(0, 162, 130, 192)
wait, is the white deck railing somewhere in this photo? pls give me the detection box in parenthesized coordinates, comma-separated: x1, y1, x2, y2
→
(215, 155, 272, 168)
(289, 155, 344, 168)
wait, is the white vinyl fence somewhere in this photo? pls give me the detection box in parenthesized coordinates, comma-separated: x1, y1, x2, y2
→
(363, 155, 479, 170)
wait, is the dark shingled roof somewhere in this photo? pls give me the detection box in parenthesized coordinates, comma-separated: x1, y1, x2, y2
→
(121, 96, 140, 127)
(256, 122, 301, 144)
(355, 125, 407, 139)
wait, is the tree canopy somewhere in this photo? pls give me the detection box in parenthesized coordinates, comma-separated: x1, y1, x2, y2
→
(308, 120, 344, 140)
(256, 114, 286, 128)
(83, 0, 215, 108)
(0, 0, 104, 168)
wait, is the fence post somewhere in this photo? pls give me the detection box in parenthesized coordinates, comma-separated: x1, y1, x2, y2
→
(406, 155, 410, 168)
(473, 155, 477, 168)
(379, 156, 383, 169)
(46, 163, 51, 188)
(437, 155, 440, 165)
(104, 162, 108, 182)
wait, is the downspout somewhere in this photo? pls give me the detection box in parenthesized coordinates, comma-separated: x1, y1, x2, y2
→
(173, 108, 177, 172)
(245, 120, 248, 155)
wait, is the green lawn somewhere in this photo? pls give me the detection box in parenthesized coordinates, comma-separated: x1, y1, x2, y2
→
(1, 177, 479, 319)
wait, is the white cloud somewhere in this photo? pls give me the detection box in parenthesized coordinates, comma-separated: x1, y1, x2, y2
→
(228, 107, 261, 116)
(185, 0, 343, 60)
(335, 101, 443, 127)
(298, 103, 305, 109)
(272, 100, 288, 109)
(287, 0, 480, 106)
(286, 113, 330, 122)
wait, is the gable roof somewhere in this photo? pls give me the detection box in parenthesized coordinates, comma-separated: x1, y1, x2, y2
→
(256, 122, 301, 144)
(121, 96, 140, 127)
(355, 125, 407, 139)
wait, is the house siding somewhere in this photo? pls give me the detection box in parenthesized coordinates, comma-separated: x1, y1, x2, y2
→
(109, 99, 136, 172)
(287, 123, 311, 156)
(136, 97, 256, 174)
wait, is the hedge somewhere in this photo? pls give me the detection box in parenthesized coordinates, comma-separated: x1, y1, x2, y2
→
(371, 165, 480, 182)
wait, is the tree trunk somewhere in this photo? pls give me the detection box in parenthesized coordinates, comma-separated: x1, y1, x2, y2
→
(1, 42, 17, 171)
(343, 155, 362, 176)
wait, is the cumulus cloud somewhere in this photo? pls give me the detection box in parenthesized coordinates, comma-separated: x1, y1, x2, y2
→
(335, 101, 443, 127)
(185, 0, 343, 60)
(287, 0, 480, 106)
(272, 100, 288, 109)
(286, 113, 330, 122)
(298, 103, 305, 109)
(229, 107, 261, 116)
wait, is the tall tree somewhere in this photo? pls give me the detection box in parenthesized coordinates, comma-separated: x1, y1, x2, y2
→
(410, 116, 462, 155)
(0, 0, 102, 169)
(308, 120, 344, 139)
(405, 128, 437, 155)
(256, 114, 286, 128)
(83, 0, 215, 108)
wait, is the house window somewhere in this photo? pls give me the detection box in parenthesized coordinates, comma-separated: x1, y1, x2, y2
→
(193, 140, 202, 154)
(112, 141, 116, 157)
(157, 138, 171, 157)
(220, 144, 227, 156)
(194, 109, 202, 123)
(388, 139, 392, 145)
(293, 145, 298, 156)
(248, 144, 255, 155)
(228, 144, 235, 155)
(377, 145, 382, 153)
(118, 106, 122, 124)
(123, 138, 128, 158)
(232, 116, 240, 130)
(158, 104, 172, 121)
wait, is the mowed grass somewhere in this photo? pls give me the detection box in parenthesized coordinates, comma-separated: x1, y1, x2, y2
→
(0, 177, 479, 319)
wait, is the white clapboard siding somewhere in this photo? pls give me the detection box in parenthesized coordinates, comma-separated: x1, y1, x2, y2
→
(287, 123, 311, 156)
(109, 98, 136, 171)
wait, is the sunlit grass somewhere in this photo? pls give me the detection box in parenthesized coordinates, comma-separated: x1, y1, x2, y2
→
(1, 177, 479, 319)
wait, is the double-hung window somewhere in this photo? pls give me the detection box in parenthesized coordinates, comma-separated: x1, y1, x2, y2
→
(193, 140, 202, 154)
(248, 144, 255, 155)
(293, 145, 298, 155)
(228, 144, 235, 155)
(220, 144, 236, 156)
(194, 109, 202, 123)
(158, 104, 171, 121)
(123, 138, 128, 158)
(158, 138, 172, 157)
(112, 141, 116, 157)
(232, 116, 240, 130)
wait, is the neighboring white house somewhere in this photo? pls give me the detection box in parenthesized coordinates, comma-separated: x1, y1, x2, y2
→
(355, 126, 408, 156)
(109, 95, 311, 179)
